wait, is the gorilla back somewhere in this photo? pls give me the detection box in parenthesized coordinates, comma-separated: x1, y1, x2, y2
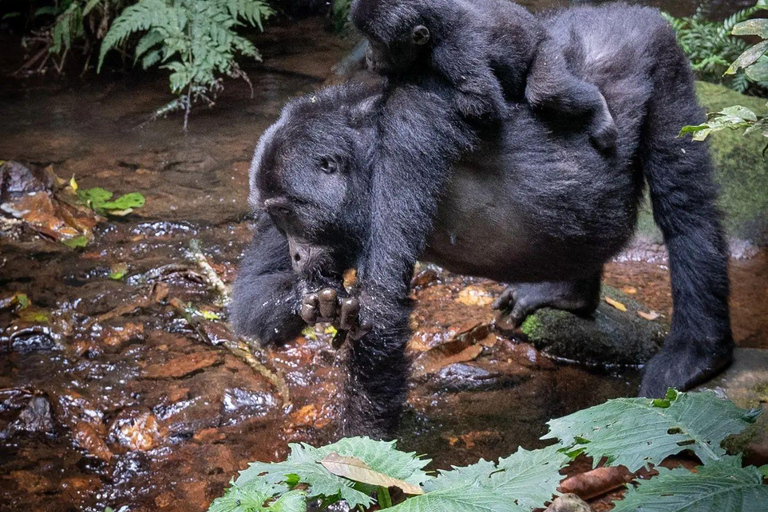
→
(233, 4, 732, 435)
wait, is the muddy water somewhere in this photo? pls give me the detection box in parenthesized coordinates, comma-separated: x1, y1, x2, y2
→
(0, 8, 766, 512)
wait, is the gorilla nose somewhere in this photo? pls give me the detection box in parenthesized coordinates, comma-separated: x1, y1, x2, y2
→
(264, 198, 292, 218)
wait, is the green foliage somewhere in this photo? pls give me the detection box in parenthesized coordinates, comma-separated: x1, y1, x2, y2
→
(612, 456, 768, 512)
(237, 437, 431, 509)
(98, 0, 273, 129)
(680, 14, 768, 152)
(330, 0, 351, 34)
(21, 0, 126, 73)
(77, 186, 146, 216)
(544, 389, 761, 472)
(663, 0, 768, 93)
(209, 392, 764, 512)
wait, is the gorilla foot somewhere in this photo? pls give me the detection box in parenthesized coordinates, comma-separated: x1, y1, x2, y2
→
(639, 345, 733, 398)
(492, 278, 600, 328)
(300, 288, 371, 346)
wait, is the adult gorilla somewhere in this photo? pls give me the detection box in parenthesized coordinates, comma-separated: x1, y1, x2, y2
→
(232, 5, 732, 437)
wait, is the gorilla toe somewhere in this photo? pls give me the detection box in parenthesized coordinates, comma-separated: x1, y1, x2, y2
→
(639, 345, 733, 398)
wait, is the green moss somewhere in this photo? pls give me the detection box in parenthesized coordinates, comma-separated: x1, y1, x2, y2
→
(695, 82, 768, 245)
(637, 82, 768, 245)
(520, 315, 542, 337)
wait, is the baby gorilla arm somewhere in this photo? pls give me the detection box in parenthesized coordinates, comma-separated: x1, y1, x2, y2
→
(525, 35, 618, 151)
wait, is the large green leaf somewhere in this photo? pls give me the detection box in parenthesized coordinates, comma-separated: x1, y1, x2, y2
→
(490, 445, 569, 509)
(543, 390, 760, 472)
(386, 486, 525, 512)
(207, 481, 301, 512)
(236, 437, 430, 509)
(423, 445, 568, 510)
(612, 456, 768, 512)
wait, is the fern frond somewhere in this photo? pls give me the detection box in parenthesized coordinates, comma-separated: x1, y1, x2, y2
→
(99, 0, 172, 71)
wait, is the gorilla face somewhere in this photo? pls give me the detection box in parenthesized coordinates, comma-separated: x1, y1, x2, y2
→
(248, 86, 380, 274)
(352, 0, 432, 75)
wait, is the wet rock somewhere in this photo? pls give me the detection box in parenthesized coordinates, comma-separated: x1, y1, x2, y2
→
(8, 325, 57, 353)
(429, 362, 525, 392)
(143, 351, 221, 379)
(74, 421, 113, 461)
(110, 410, 164, 451)
(103, 322, 145, 348)
(545, 494, 593, 512)
(12, 396, 54, 434)
(698, 348, 768, 467)
(0, 161, 55, 200)
(516, 286, 666, 366)
(221, 387, 278, 424)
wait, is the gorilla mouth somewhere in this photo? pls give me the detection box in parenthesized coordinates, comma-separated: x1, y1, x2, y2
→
(287, 236, 328, 274)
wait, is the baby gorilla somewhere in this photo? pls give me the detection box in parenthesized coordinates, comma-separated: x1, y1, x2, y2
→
(351, 0, 618, 151)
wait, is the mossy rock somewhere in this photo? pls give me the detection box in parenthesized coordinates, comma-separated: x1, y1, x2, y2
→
(520, 285, 667, 366)
(698, 348, 768, 464)
(636, 82, 768, 246)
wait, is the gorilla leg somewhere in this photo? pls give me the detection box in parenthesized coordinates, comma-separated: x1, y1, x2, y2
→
(638, 30, 733, 397)
(230, 212, 306, 345)
(493, 272, 601, 327)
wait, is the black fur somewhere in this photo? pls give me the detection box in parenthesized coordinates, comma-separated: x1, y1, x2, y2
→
(351, 0, 618, 150)
(232, 4, 733, 437)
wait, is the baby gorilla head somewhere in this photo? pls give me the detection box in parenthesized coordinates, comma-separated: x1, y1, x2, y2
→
(351, 0, 438, 74)
(249, 85, 381, 275)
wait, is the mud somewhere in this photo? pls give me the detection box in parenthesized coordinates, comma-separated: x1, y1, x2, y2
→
(1, 9, 766, 512)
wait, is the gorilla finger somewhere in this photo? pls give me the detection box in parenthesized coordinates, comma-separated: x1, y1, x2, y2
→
(300, 302, 319, 325)
(339, 298, 360, 331)
(318, 288, 338, 319)
(509, 301, 534, 327)
(331, 329, 348, 350)
(492, 289, 512, 310)
(350, 320, 373, 341)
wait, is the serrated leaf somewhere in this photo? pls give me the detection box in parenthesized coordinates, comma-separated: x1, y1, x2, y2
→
(746, 56, 768, 83)
(490, 445, 569, 509)
(78, 187, 113, 206)
(387, 486, 525, 512)
(543, 391, 760, 472)
(207, 481, 298, 512)
(237, 437, 430, 509)
(423, 459, 497, 492)
(612, 456, 768, 512)
(320, 453, 424, 495)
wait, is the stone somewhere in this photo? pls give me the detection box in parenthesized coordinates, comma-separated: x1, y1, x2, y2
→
(545, 493, 593, 512)
(519, 286, 666, 366)
(698, 348, 768, 467)
(12, 396, 54, 434)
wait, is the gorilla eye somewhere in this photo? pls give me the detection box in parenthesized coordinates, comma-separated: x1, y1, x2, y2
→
(320, 157, 339, 174)
(412, 25, 430, 45)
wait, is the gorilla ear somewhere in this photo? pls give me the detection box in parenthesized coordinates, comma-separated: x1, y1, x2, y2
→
(411, 25, 430, 45)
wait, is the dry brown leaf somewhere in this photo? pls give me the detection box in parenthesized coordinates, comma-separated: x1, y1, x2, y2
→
(604, 296, 627, 312)
(637, 310, 661, 321)
(320, 453, 424, 495)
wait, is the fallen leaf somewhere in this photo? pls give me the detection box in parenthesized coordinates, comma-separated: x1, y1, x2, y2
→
(621, 286, 638, 295)
(413, 344, 483, 378)
(456, 286, 494, 307)
(637, 310, 661, 321)
(320, 453, 424, 495)
(604, 296, 627, 312)
(559, 466, 634, 500)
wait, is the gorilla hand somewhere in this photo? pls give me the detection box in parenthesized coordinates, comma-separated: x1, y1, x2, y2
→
(300, 288, 372, 347)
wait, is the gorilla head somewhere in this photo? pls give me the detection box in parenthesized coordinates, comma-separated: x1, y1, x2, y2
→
(249, 85, 381, 275)
(351, 0, 439, 74)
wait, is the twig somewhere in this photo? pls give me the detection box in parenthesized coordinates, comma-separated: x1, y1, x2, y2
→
(188, 239, 232, 304)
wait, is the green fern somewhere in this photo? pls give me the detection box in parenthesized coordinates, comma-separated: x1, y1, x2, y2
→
(664, 0, 768, 93)
(99, 0, 273, 129)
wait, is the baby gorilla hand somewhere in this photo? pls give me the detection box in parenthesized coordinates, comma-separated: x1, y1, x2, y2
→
(300, 288, 372, 347)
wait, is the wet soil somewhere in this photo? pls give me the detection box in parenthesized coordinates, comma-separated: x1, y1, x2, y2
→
(1, 10, 766, 512)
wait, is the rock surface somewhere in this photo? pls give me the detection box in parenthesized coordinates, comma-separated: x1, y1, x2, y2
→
(518, 286, 666, 366)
